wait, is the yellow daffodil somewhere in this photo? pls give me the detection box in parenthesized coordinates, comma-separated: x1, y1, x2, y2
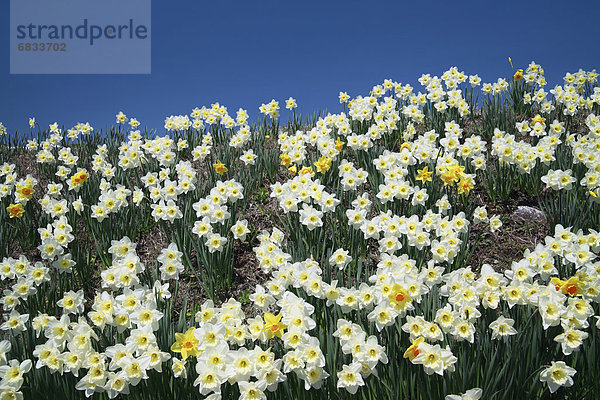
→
(441, 171, 457, 186)
(532, 114, 545, 125)
(513, 69, 523, 80)
(7, 203, 25, 218)
(213, 160, 228, 175)
(280, 153, 292, 166)
(72, 171, 88, 185)
(457, 176, 474, 195)
(552, 276, 583, 297)
(400, 142, 411, 152)
(263, 312, 286, 339)
(17, 185, 35, 200)
(403, 337, 425, 361)
(299, 166, 314, 177)
(450, 164, 466, 179)
(335, 137, 344, 151)
(288, 165, 297, 175)
(170, 327, 200, 361)
(314, 156, 332, 174)
(416, 166, 433, 183)
(388, 284, 412, 311)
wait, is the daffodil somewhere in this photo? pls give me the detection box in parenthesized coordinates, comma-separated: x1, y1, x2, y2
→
(403, 337, 425, 361)
(513, 69, 524, 80)
(7, 203, 24, 218)
(298, 166, 314, 177)
(16, 184, 34, 201)
(416, 166, 433, 183)
(388, 284, 412, 312)
(170, 327, 200, 361)
(213, 160, 228, 175)
(540, 361, 576, 393)
(441, 170, 458, 186)
(400, 142, 411, 152)
(314, 156, 332, 174)
(552, 276, 583, 296)
(457, 176, 474, 195)
(263, 312, 286, 339)
(532, 114, 545, 125)
(280, 153, 292, 166)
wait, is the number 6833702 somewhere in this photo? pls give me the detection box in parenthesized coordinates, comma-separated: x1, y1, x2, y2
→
(17, 42, 67, 51)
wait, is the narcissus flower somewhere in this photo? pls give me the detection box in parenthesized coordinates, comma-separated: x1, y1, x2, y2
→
(280, 153, 292, 166)
(403, 337, 425, 361)
(388, 284, 412, 312)
(445, 388, 482, 400)
(441, 170, 458, 186)
(489, 315, 517, 340)
(115, 111, 128, 123)
(298, 166, 314, 177)
(171, 327, 200, 361)
(416, 166, 433, 183)
(263, 312, 286, 339)
(412, 342, 457, 376)
(213, 160, 228, 175)
(314, 156, 332, 174)
(7, 203, 24, 218)
(457, 176, 474, 195)
(513, 69, 524, 80)
(550, 276, 583, 296)
(540, 361, 576, 393)
(285, 97, 297, 110)
(17, 185, 34, 200)
(336, 362, 364, 394)
(532, 114, 545, 125)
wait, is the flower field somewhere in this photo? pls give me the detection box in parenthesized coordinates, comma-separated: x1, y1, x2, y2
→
(1, 62, 600, 399)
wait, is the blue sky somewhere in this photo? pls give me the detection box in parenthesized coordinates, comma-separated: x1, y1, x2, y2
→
(2, 0, 600, 135)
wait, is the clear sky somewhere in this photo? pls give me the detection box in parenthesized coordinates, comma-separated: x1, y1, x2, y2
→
(2, 0, 600, 135)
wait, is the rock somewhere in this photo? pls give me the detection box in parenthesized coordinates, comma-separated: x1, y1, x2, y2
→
(512, 206, 546, 223)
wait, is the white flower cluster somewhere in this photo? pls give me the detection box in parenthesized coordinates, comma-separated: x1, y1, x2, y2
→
(35, 132, 64, 164)
(30, 236, 171, 398)
(91, 144, 117, 179)
(258, 100, 280, 119)
(0, 341, 31, 400)
(191, 134, 213, 161)
(191, 179, 244, 252)
(550, 68, 599, 115)
(270, 174, 339, 234)
(229, 124, 252, 149)
(65, 122, 94, 141)
(91, 179, 134, 222)
(333, 319, 387, 393)
(164, 115, 192, 131)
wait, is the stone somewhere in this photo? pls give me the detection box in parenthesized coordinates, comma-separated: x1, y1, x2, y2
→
(512, 206, 546, 223)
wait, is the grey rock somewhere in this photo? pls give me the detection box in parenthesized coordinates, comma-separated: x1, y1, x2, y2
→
(512, 206, 546, 223)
